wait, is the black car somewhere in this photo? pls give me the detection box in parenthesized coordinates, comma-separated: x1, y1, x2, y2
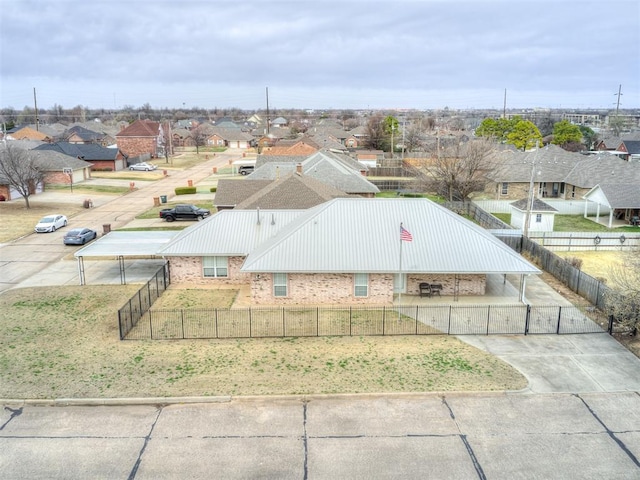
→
(63, 228, 98, 245)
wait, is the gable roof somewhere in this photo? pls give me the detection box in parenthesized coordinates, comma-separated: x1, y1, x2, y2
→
(33, 142, 118, 160)
(160, 209, 305, 256)
(234, 172, 352, 209)
(249, 151, 379, 194)
(563, 155, 640, 187)
(159, 198, 540, 276)
(116, 120, 160, 137)
(510, 198, 558, 212)
(64, 125, 105, 142)
(31, 150, 93, 171)
(584, 183, 640, 208)
(214, 179, 273, 208)
(620, 140, 640, 154)
(241, 198, 540, 274)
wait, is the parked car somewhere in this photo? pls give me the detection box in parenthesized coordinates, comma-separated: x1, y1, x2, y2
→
(63, 227, 97, 245)
(238, 165, 254, 175)
(159, 204, 211, 222)
(34, 214, 68, 233)
(129, 162, 158, 171)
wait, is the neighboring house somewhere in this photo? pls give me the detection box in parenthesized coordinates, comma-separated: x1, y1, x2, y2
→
(356, 150, 385, 167)
(509, 198, 558, 232)
(583, 183, 640, 227)
(485, 145, 640, 202)
(33, 142, 125, 171)
(62, 125, 115, 146)
(206, 127, 254, 149)
(215, 166, 351, 210)
(261, 140, 318, 156)
(617, 140, 640, 162)
(31, 150, 93, 185)
(116, 119, 161, 159)
(251, 150, 378, 197)
(171, 128, 195, 147)
(271, 117, 288, 127)
(5, 126, 52, 142)
(159, 198, 540, 305)
(595, 136, 622, 151)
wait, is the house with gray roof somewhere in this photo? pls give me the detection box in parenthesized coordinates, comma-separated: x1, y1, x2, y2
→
(33, 142, 124, 171)
(485, 145, 640, 202)
(583, 183, 640, 227)
(159, 198, 540, 305)
(250, 150, 379, 197)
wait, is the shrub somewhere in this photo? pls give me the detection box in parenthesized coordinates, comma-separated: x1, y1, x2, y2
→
(565, 256, 583, 270)
(210, 187, 217, 193)
(175, 186, 197, 195)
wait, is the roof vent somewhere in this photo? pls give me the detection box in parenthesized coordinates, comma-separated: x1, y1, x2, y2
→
(256, 207, 260, 225)
(271, 214, 276, 226)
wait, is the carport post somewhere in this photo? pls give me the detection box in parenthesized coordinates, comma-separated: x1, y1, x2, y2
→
(118, 255, 126, 284)
(77, 256, 85, 286)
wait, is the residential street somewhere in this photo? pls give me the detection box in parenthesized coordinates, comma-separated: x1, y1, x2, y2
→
(0, 152, 239, 293)
(2, 393, 640, 479)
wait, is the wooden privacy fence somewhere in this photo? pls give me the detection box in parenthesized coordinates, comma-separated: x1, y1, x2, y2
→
(121, 303, 607, 340)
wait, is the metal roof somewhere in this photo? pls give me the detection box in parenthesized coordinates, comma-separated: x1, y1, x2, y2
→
(241, 198, 540, 275)
(159, 210, 305, 256)
(74, 231, 178, 257)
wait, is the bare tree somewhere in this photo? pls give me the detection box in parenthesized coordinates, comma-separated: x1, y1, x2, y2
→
(418, 138, 497, 202)
(364, 114, 386, 150)
(0, 143, 46, 208)
(605, 246, 640, 334)
(190, 125, 212, 154)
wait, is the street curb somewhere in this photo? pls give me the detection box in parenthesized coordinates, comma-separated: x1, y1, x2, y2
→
(1, 390, 533, 407)
(0, 396, 232, 407)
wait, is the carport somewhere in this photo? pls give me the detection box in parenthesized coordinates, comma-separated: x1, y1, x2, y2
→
(74, 231, 178, 285)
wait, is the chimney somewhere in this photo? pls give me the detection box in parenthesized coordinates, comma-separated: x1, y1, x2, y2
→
(296, 163, 303, 175)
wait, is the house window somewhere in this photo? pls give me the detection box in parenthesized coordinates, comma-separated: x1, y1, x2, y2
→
(354, 273, 368, 297)
(501, 182, 508, 195)
(273, 273, 287, 297)
(203, 256, 228, 278)
(536, 213, 542, 223)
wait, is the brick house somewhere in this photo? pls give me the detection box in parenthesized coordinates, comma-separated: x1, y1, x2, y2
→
(116, 120, 162, 159)
(484, 145, 640, 202)
(159, 198, 539, 305)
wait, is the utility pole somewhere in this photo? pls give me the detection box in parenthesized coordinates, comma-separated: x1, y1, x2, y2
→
(33, 87, 39, 131)
(503, 88, 507, 118)
(523, 141, 540, 238)
(614, 84, 622, 115)
(265, 87, 270, 135)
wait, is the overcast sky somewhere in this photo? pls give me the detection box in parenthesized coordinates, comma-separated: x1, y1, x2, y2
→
(1, 0, 638, 112)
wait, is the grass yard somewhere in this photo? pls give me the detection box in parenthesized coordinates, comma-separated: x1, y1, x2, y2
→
(555, 250, 625, 283)
(0, 285, 526, 399)
(0, 200, 86, 243)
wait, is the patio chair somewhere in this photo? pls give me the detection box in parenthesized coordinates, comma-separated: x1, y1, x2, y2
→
(430, 284, 442, 296)
(631, 216, 640, 226)
(419, 283, 432, 297)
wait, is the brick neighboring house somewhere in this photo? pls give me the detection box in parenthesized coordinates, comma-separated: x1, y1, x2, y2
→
(159, 198, 540, 305)
(116, 120, 162, 159)
(33, 142, 124, 171)
(5, 126, 52, 142)
(484, 145, 640, 201)
(617, 140, 640, 162)
(31, 150, 93, 185)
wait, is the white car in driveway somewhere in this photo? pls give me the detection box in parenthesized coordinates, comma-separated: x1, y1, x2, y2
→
(129, 162, 158, 171)
(35, 214, 68, 233)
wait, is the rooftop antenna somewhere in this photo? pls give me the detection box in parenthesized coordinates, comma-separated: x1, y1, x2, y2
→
(266, 87, 270, 135)
(33, 87, 39, 131)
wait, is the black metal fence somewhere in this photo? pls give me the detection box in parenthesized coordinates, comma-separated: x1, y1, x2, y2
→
(118, 263, 170, 340)
(122, 303, 607, 340)
(445, 201, 612, 310)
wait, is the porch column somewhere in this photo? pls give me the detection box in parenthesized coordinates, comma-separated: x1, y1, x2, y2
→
(596, 203, 601, 223)
(519, 274, 528, 303)
(608, 209, 614, 228)
(584, 199, 588, 218)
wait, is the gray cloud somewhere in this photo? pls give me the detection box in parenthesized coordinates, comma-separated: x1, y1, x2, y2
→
(1, 0, 638, 109)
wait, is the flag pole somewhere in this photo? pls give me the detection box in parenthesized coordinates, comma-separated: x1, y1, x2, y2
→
(398, 222, 404, 318)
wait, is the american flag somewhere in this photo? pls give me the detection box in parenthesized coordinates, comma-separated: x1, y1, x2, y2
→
(400, 225, 413, 242)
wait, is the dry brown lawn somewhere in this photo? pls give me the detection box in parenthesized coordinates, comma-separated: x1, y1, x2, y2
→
(555, 250, 624, 283)
(0, 200, 86, 243)
(0, 285, 526, 399)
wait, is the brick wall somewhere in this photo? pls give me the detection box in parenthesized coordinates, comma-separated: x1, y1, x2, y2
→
(169, 256, 250, 285)
(117, 137, 157, 158)
(251, 273, 395, 305)
(170, 256, 487, 304)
